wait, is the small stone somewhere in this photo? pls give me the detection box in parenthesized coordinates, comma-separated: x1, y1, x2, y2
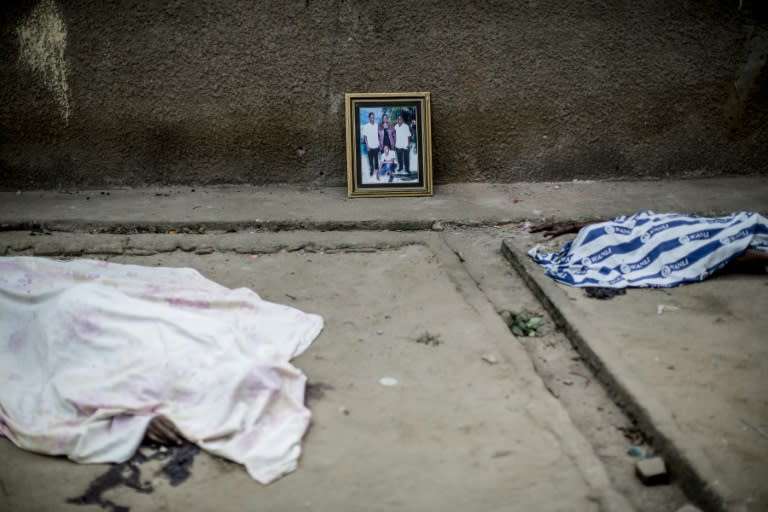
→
(635, 456, 669, 485)
(675, 505, 703, 512)
(431, 221, 445, 231)
(339, 406, 350, 416)
(481, 353, 499, 365)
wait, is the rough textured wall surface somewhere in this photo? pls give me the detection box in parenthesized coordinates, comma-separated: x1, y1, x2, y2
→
(1, 0, 766, 188)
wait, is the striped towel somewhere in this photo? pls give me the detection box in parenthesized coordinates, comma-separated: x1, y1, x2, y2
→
(528, 211, 768, 288)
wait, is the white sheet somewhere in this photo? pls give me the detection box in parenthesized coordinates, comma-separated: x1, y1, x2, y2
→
(0, 256, 323, 483)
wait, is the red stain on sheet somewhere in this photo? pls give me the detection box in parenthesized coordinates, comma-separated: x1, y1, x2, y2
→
(165, 298, 211, 309)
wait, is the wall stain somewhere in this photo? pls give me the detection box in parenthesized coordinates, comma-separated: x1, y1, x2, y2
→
(16, 0, 72, 124)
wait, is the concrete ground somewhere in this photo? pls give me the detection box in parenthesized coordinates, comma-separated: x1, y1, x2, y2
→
(0, 178, 766, 512)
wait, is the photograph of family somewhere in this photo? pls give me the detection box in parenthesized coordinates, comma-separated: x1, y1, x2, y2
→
(345, 92, 432, 198)
(358, 106, 419, 185)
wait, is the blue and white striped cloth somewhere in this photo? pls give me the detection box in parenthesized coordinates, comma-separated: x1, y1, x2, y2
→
(528, 211, 768, 288)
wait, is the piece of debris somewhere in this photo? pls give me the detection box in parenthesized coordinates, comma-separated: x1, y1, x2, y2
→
(481, 353, 499, 365)
(338, 406, 350, 416)
(499, 310, 542, 337)
(617, 425, 647, 446)
(415, 332, 442, 346)
(627, 444, 653, 458)
(584, 287, 626, 300)
(675, 504, 703, 512)
(431, 221, 445, 231)
(250, 254, 259, 260)
(657, 304, 680, 315)
(635, 456, 669, 485)
(491, 450, 512, 458)
(16, 190, 22, 196)
(379, 377, 398, 387)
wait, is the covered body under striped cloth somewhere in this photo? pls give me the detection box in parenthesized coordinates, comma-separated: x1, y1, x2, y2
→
(528, 211, 768, 288)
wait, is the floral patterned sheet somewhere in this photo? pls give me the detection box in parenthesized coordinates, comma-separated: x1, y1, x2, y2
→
(0, 256, 323, 484)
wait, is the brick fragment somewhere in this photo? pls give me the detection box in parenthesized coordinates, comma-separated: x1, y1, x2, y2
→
(635, 456, 669, 485)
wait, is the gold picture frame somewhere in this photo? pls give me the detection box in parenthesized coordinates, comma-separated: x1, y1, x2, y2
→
(345, 92, 433, 198)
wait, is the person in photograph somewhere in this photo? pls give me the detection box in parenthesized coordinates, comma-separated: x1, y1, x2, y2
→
(378, 114, 396, 157)
(394, 114, 412, 174)
(361, 112, 380, 176)
(378, 145, 398, 183)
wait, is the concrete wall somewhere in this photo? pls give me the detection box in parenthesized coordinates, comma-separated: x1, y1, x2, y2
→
(1, 0, 766, 188)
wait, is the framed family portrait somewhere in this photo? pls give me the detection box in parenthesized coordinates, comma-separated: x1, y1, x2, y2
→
(345, 92, 433, 198)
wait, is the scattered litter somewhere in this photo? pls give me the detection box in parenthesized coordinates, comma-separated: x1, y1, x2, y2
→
(657, 304, 680, 315)
(415, 332, 442, 346)
(285, 293, 297, 301)
(521, 221, 533, 230)
(376, 330, 384, 336)
(250, 254, 260, 260)
(499, 310, 542, 337)
(379, 377, 398, 387)
(617, 425, 647, 445)
(338, 406, 350, 416)
(197, 226, 206, 234)
(431, 221, 445, 231)
(627, 444, 653, 458)
(741, 419, 768, 440)
(562, 380, 574, 386)
(584, 287, 626, 300)
(481, 353, 499, 365)
(635, 456, 669, 485)
(492, 450, 512, 458)
(453, 250, 465, 262)
(166, 229, 176, 235)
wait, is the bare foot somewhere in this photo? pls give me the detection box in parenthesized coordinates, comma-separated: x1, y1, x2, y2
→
(145, 415, 184, 445)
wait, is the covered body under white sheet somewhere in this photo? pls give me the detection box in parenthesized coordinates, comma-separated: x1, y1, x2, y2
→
(0, 257, 323, 484)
